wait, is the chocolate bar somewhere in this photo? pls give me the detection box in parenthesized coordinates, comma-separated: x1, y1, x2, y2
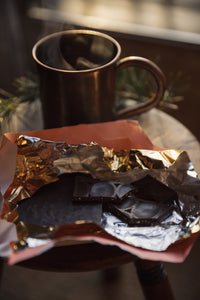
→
(17, 174, 102, 226)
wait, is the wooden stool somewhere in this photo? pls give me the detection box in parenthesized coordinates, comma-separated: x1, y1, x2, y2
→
(0, 242, 175, 300)
(2, 109, 198, 300)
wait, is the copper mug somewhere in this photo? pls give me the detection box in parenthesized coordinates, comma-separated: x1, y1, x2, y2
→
(32, 29, 165, 129)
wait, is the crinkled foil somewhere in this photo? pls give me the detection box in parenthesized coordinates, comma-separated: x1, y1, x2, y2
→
(1, 135, 200, 252)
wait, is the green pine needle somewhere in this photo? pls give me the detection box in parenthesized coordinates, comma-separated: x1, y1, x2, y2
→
(0, 75, 39, 127)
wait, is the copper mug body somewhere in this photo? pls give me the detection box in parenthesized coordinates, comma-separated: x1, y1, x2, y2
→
(32, 29, 166, 129)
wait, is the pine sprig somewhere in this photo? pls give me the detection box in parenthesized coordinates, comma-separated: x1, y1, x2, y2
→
(116, 67, 186, 112)
(13, 75, 40, 103)
(0, 75, 39, 125)
(0, 69, 186, 131)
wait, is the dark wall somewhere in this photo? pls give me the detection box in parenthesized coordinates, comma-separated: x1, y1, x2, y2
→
(0, 1, 199, 141)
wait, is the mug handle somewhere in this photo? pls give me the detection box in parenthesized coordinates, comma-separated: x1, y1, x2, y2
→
(116, 56, 166, 119)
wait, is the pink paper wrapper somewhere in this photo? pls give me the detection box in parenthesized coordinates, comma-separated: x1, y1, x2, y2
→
(0, 120, 199, 265)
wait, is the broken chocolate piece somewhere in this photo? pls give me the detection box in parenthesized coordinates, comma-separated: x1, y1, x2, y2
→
(133, 175, 178, 205)
(108, 175, 179, 226)
(17, 174, 102, 226)
(108, 195, 175, 226)
(73, 175, 135, 202)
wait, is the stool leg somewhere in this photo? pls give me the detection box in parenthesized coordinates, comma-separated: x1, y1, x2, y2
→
(0, 258, 4, 287)
(134, 259, 175, 300)
(102, 267, 121, 283)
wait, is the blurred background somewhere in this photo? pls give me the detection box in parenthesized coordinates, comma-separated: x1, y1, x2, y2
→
(0, 0, 200, 139)
(0, 1, 200, 299)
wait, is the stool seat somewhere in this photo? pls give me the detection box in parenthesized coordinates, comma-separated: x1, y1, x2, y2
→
(8, 242, 175, 300)
(16, 242, 134, 272)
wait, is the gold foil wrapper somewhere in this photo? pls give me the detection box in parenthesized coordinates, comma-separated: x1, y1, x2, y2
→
(1, 135, 200, 253)
(3, 136, 181, 210)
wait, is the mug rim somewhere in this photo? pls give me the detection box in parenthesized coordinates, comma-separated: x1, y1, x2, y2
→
(32, 29, 121, 73)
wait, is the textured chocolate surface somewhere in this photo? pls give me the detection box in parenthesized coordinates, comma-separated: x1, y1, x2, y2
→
(108, 175, 178, 226)
(73, 175, 135, 202)
(17, 174, 102, 226)
(108, 196, 175, 226)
